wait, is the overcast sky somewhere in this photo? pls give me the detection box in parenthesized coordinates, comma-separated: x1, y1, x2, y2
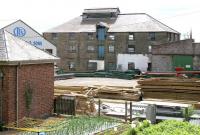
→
(1, 0, 200, 41)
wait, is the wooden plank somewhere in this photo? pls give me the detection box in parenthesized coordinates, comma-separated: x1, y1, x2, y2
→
(143, 91, 200, 101)
(138, 85, 200, 91)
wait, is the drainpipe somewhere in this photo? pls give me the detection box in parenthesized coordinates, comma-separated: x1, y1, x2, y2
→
(16, 63, 20, 127)
(0, 71, 3, 123)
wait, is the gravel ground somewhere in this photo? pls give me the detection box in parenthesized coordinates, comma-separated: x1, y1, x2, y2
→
(55, 77, 138, 87)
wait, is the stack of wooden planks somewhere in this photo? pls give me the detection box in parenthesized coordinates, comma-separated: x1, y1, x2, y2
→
(137, 78, 200, 101)
(93, 86, 141, 101)
(54, 85, 141, 101)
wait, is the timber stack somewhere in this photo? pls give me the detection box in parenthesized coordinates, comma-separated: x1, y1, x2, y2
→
(137, 78, 200, 101)
(54, 85, 141, 101)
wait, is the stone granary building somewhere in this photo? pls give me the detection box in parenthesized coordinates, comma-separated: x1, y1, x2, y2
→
(0, 30, 59, 124)
(44, 8, 180, 72)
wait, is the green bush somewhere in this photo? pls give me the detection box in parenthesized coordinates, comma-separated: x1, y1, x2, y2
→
(135, 120, 200, 135)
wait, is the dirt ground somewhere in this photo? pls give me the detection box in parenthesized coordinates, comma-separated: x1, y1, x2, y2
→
(55, 77, 138, 87)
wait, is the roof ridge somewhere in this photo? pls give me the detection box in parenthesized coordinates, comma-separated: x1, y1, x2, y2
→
(119, 13, 146, 15)
(84, 7, 119, 10)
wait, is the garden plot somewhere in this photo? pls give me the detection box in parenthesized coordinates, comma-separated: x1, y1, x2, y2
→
(17, 116, 120, 135)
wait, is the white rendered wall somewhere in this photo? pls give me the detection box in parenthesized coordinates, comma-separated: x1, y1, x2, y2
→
(89, 60, 105, 71)
(117, 54, 149, 72)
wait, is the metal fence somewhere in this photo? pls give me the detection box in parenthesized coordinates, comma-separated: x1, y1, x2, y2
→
(54, 96, 76, 115)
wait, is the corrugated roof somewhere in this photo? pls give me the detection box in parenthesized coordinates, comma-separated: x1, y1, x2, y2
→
(46, 13, 179, 33)
(0, 30, 59, 65)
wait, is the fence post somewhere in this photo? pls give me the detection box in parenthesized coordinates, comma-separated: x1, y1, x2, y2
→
(125, 101, 127, 122)
(130, 101, 132, 123)
(74, 97, 76, 116)
(98, 99, 101, 117)
(146, 104, 156, 124)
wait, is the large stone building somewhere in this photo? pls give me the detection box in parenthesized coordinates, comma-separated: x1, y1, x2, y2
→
(0, 30, 59, 124)
(152, 39, 200, 72)
(43, 8, 180, 72)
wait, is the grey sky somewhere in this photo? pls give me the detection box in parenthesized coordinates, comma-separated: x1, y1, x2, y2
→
(1, 0, 200, 41)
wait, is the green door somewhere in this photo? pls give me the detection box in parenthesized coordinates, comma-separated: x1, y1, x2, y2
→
(172, 55, 193, 71)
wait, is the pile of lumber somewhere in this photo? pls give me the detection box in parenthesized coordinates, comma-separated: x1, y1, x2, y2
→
(54, 85, 141, 101)
(137, 78, 200, 101)
(54, 94, 96, 115)
(74, 93, 96, 115)
(93, 86, 141, 101)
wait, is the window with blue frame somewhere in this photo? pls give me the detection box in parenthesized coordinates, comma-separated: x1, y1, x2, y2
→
(97, 28, 106, 40)
(98, 45, 104, 58)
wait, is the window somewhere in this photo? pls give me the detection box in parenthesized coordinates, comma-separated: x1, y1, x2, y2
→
(88, 33, 94, 40)
(168, 32, 172, 41)
(69, 45, 76, 52)
(52, 33, 58, 40)
(69, 33, 76, 40)
(97, 27, 106, 40)
(149, 32, 155, 41)
(129, 33, 135, 40)
(0, 31, 3, 40)
(108, 45, 114, 53)
(174, 34, 179, 41)
(108, 34, 115, 40)
(148, 45, 152, 53)
(98, 45, 104, 58)
(128, 62, 135, 70)
(87, 45, 95, 52)
(108, 62, 115, 70)
(45, 49, 53, 54)
(68, 62, 75, 70)
(88, 62, 97, 70)
(128, 45, 135, 53)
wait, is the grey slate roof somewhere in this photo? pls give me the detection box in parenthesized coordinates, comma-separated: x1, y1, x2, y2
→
(46, 13, 179, 33)
(0, 30, 59, 65)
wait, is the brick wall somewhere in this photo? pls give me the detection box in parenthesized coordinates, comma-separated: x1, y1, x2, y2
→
(0, 63, 54, 124)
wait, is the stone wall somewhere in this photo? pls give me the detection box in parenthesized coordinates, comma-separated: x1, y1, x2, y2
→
(43, 32, 179, 72)
(152, 55, 172, 72)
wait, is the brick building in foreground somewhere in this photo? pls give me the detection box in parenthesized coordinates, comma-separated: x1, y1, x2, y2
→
(0, 30, 59, 124)
(44, 8, 180, 72)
